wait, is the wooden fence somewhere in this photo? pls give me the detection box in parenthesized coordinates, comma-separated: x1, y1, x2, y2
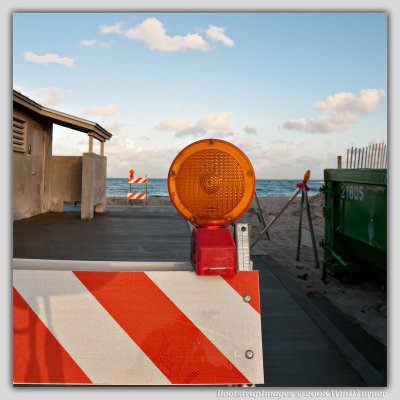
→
(338, 142, 387, 169)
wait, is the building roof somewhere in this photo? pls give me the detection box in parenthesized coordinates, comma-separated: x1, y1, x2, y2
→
(13, 90, 112, 142)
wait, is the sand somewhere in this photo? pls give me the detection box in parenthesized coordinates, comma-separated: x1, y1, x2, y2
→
(107, 194, 387, 345)
(247, 194, 386, 345)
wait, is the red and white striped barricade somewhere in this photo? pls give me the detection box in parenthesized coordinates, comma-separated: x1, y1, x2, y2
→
(128, 177, 148, 202)
(13, 264, 263, 385)
(129, 177, 148, 185)
(127, 192, 146, 200)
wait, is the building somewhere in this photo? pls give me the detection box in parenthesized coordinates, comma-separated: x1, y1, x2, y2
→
(13, 90, 112, 221)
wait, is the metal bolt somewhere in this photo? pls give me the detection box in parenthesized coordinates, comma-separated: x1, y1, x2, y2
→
(241, 226, 247, 232)
(243, 294, 252, 303)
(169, 171, 175, 177)
(247, 170, 253, 177)
(245, 350, 254, 359)
(208, 139, 214, 145)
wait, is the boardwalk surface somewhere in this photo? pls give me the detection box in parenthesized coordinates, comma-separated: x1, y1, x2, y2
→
(14, 206, 190, 262)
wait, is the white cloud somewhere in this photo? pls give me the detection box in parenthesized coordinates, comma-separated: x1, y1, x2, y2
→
(13, 85, 25, 93)
(104, 135, 136, 156)
(243, 124, 257, 135)
(282, 112, 356, 134)
(100, 19, 236, 53)
(174, 125, 234, 139)
(315, 89, 385, 115)
(175, 126, 208, 138)
(104, 135, 181, 178)
(52, 127, 87, 156)
(282, 88, 385, 134)
(83, 104, 120, 117)
(124, 18, 210, 52)
(210, 131, 234, 139)
(228, 136, 337, 179)
(155, 118, 191, 131)
(23, 51, 76, 68)
(101, 21, 125, 34)
(197, 112, 232, 131)
(33, 87, 74, 106)
(367, 137, 387, 146)
(81, 39, 97, 47)
(156, 112, 234, 138)
(80, 39, 112, 48)
(103, 121, 124, 134)
(206, 25, 235, 47)
(98, 41, 113, 48)
(51, 131, 334, 179)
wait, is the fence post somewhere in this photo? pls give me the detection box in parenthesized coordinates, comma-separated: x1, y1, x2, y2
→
(337, 156, 342, 169)
(349, 147, 354, 168)
(344, 142, 386, 170)
(361, 147, 365, 168)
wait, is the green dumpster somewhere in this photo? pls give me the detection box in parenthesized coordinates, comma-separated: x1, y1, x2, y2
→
(320, 169, 387, 279)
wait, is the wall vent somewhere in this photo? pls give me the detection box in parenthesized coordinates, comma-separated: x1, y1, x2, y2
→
(13, 117, 27, 153)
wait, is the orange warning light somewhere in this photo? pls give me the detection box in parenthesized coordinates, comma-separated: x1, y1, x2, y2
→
(168, 139, 256, 227)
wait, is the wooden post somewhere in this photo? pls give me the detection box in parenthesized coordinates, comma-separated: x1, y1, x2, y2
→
(349, 147, 354, 169)
(373, 143, 378, 168)
(296, 189, 305, 261)
(378, 143, 383, 168)
(367, 145, 372, 168)
(304, 187, 320, 269)
(145, 176, 148, 206)
(88, 134, 94, 153)
(361, 147, 365, 168)
(337, 155, 342, 169)
(100, 141, 105, 156)
(383, 143, 386, 168)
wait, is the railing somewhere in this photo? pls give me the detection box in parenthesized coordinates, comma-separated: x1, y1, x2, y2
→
(342, 142, 387, 169)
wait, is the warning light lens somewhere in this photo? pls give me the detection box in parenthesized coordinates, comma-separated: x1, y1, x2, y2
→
(168, 139, 256, 227)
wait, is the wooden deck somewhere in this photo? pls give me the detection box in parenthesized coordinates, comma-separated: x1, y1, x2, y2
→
(13, 206, 190, 262)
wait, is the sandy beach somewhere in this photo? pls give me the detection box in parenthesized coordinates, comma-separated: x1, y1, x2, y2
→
(247, 194, 387, 346)
(108, 194, 387, 345)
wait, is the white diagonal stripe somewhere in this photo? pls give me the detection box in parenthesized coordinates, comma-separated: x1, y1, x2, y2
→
(13, 270, 170, 385)
(146, 271, 264, 384)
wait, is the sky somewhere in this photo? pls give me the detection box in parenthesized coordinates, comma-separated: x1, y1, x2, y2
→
(12, 12, 387, 179)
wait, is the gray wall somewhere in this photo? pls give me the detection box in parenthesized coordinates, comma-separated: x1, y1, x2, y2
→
(81, 152, 107, 220)
(48, 156, 83, 212)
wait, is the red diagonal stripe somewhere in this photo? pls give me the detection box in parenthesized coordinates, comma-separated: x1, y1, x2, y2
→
(127, 192, 145, 199)
(129, 178, 148, 184)
(74, 271, 249, 384)
(223, 271, 260, 313)
(13, 288, 92, 384)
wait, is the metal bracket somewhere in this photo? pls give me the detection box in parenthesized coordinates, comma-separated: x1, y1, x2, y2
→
(235, 223, 252, 271)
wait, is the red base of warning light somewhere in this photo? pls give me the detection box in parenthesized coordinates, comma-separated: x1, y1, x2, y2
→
(190, 227, 237, 276)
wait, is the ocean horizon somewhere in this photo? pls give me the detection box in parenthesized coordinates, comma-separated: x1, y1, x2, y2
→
(107, 178, 324, 198)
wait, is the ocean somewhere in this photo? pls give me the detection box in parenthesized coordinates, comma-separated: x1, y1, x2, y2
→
(107, 178, 324, 197)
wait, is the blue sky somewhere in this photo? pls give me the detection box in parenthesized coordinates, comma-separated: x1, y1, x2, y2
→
(13, 12, 387, 178)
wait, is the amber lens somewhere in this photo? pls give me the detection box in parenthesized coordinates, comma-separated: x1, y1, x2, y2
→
(168, 139, 255, 227)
